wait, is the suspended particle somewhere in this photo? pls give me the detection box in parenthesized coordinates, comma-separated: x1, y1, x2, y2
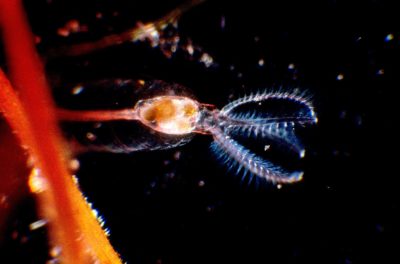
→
(354, 115, 363, 127)
(220, 16, 226, 30)
(385, 33, 394, 42)
(95, 12, 103, 19)
(71, 85, 84, 95)
(57, 19, 87, 37)
(29, 219, 48, 231)
(206, 205, 215, 212)
(186, 43, 194, 55)
(86, 132, 97, 141)
(68, 158, 80, 171)
(173, 151, 182, 160)
(49, 245, 62, 259)
(200, 53, 214, 67)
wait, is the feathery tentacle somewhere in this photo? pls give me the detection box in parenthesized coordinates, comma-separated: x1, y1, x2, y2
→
(209, 125, 303, 184)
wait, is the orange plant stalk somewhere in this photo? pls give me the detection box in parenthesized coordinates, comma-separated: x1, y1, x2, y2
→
(0, 1, 122, 263)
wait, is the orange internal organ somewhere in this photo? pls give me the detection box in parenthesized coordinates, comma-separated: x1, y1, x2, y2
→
(136, 96, 200, 135)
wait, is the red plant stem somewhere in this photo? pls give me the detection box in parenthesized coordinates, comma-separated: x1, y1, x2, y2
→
(0, 1, 121, 263)
(0, 73, 30, 244)
(0, 70, 33, 148)
(0, 0, 84, 261)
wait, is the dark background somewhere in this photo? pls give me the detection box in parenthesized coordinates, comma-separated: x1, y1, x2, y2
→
(1, 0, 399, 263)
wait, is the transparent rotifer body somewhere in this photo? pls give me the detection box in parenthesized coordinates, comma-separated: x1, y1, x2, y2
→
(57, 79, 317, 185)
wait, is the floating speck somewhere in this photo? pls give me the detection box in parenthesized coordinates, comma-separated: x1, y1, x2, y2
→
(86, 132, 96, 141)
(377, 68, 385, 75)
(71, 85, 84, 95)
(173, 151, 181, 160)
(336, 73, 344, 80)
(67, 20, 81, 33)
(339, 110, 347, 119)
(150, 181, 157, 188)
(57, 19, 86, 37)
(93, 122, 102, 129)
(57, 27, 70, 37)
(385, 33, 394, 42)
(165, 172, 175, 179)
(198, 180, 205, 187)
(206, 205, 215, 212)
(29, 219, 48, 231)
(49, 246, 62, 258)
(220, 16, 226, 30)
(258, 59, 264, 66)
(186, 43, 194, 55)
(68, 158, 80, 171)
(200, 53, 214, 68)
(95, 12, 103, 19)
(288, 63, 295, 70)
(354, 115, 363, 126)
